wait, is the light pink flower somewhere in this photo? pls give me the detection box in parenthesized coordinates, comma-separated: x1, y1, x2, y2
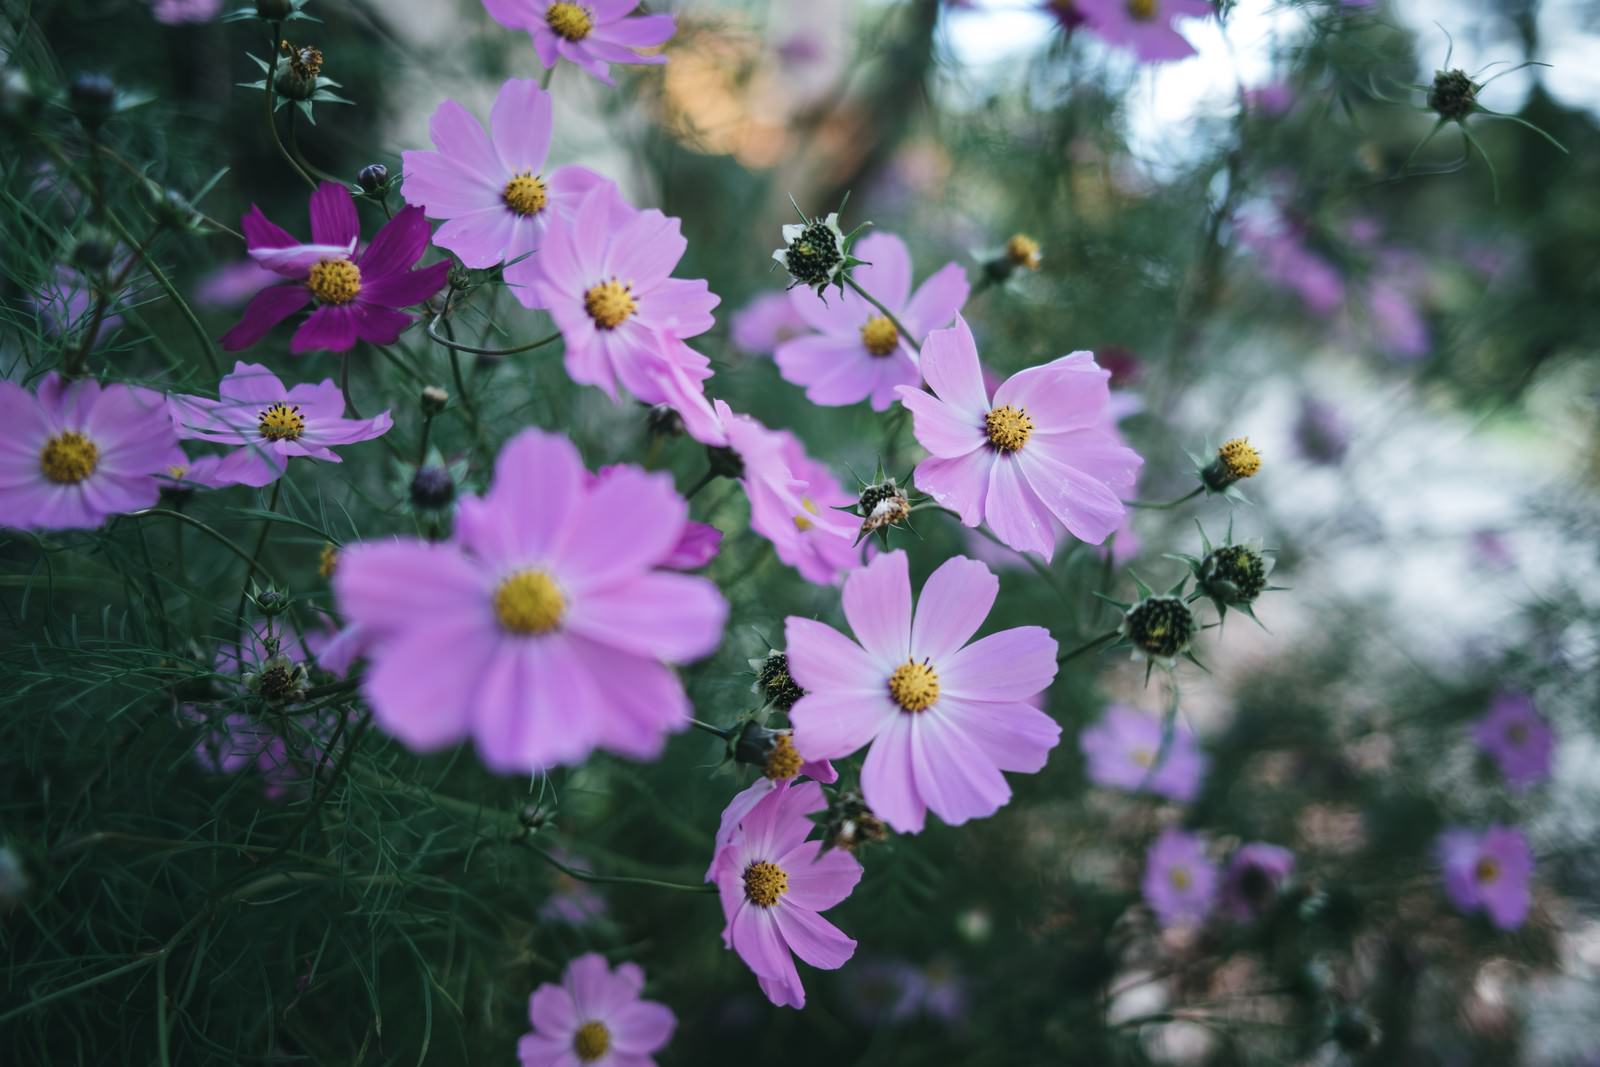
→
(896, 316, 1142, 560)
(775, 232, 969, 411)
(710, 779, 862, 1009)
(402, 78, 609, 304)
(482, 0, 675, 87)
(706, 740, 837, 880)
(518, 953, 675, 1067)
(1077, 0, 1211, 63)
(787, 550, 1061, 833)
(731, 291, 807, 355)
(333, 428, 728, 772)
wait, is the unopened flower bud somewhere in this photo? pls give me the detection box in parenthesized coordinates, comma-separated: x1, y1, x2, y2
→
(255, 0, 294, 17)
(357, 163, 388, 195)
(1427, 69, 1476, 122)
(447, 265, 473, 293)
(409, 464, 456, 511)
(274, 42, 322, 101)
(1201, 436, 1261, 493)
(645, 403, 684, 439)
(518, 804, 548, 829)
(70, 229, 116, 274)
(68, 73, 115, 129)
(819, 790, 887, 854)
(752, 650, 804, 712)
(1120, 595, 1195, 667)
(420, 385, 449, 415)
(1, 69, 40, 127)
(1197, 543, 1271, 608)
(254, 589, 291, 616)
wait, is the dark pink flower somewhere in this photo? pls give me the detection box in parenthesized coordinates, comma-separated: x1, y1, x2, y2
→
(518, 953, 675, 1066)
(482, 0, 675, 87)
(1438, 825, 1533, 930)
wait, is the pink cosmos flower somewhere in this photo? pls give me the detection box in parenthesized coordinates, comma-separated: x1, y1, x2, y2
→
(518, 953, 675, 1067)
(482, 0, 675, 87)
(1079, 704, 1206, 803)
(530, 185, 719, 402)
(194, 260, 277, 309)
(710, 779, 862, 1009)
(0, 373, 177, 531)
(661, 521, 722, 569)
(1219, 843, 1295, 922)
(168, 362, 393, 488)
(401, 78, 609, 303)
(222, 181, 449, 354)
(333, 428, 727, 772)
(1142, 828, 1218, 928)
(1437, 825, 1534, 930)
(706, 738, 837, 880)
(150, 0, 220, 23)
(786, 550, 1061, 833)
(731, 291, 808, 356)
(1077, 0, 1211, 63)
(774, 232, 969, 411)
(896, 316, 1142, 561)
(1473, 692, 1554, 791)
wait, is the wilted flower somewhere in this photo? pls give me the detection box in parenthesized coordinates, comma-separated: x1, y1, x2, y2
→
(1437, 825, 1533, 930)
(1219, 843, 1296, 922)
(1079, 704, 1206, 803)
(517, 953, 675, 1066)
(1472, 692, 1553, 791)
(1142, 828, 1218, 929)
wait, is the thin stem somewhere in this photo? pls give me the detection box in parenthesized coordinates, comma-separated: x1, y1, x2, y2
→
(426, 314, 561, 357)
(264, 24, 317, 191)
(286, 107, 346, 186)
(129, 509, 279, 587)
(1124, 487, 1203, 511)
(235, 480, 283, 626)
(101, 211, 224, 379)
(523, 842, 717, 894)
(683, 467, 718, 501)
(1059, 629, 1119, 664)
(689, 717, 733, 740)
(93, 142, 244, 241)
(417, 412, 434, 465)
(844, 273, 918, 353)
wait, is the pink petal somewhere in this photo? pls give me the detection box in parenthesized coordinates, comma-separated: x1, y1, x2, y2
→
(940, 625, 1058, 702)
(782, 616, 882, 695)
(550, 465, 685, 591)
(427, 98, 506, 188)
(775, 841, 862, 911)
(1016, 442, 1128, 546)
(334, 540, 489, 631)
(491, 78, 553, 176)
(774, 335, 880, 409)
(473, 637, 598, 772)
(591, 11, 674, 47)
(570, 637, 689, 761)
(308, 181, 359, 247)
(432, 207, 518, 269)
(861, 713, 925, 834)
(918, 314, 990, 418)
(773, 903, 856, 970)
(944, 696, 1061, 774)
(840, 549, 913, 667)
(983, 457, 1058, 560)
(912, 449, 994, 527)
(901, 261, 970, 339)
(529, 984, 579, 1037)
(363, 621, 496, 750)
(851, 232, 912, 314)
(563, 572, 727, 663)
(789, 690, 898, 762)
(563, 954, 614, 1019)
(290, 305, 359, 354)
(992, 352, 1109, 434)
(730, 901, 792, 980)
(220, 285, 310, 350)
(456, 428, 584, 566)
(909, 555, 997, 663)
(609, 1001, 675, 1055)
(401, 148, 502, 218)
(910, 710, 1011, 826)
(604, 209, 685, 288)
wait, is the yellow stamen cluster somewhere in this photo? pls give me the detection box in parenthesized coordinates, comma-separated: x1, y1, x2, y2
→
(1168, 865, 1192, 891)
(743, 860, 789, 907)
(572, 1021, 610, 1063)
(1131, 747, 1156, 769)
(502, 173, 548, 216)
(1475, 858, 1500, 884)
(1005, 234, 1042, 270)
(764, 733, 804, 781)
(258, 402, 306, 442)
(1218, 437, 1261, 479)
(792, 496, 819, 532)
(318, 542, 339, 581)
(494, 570, 565, 635)
(307, 258, 361, 305)
(1126, 0, 1158, 20)
(888, 659, 940, 713)
(584, 279, 636, 330)
(546, 2, 594, 41)
(860, 315, 899, 357)
(39, 431, 98, 485)
(985, 405, 1033, 453)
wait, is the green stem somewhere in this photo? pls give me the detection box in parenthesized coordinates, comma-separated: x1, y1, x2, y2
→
(523, 842, 716, 894)
(426, 314, 561, 357)
(286, 107, 346, 186)
(844, 273, 918, 353)
(1059, 629, 1119, 664)
(688, 717, 733, 739)
(1124, 486, 1203, 511)
(102, 212, 223, 379)
(264, 24, 317, 191)
(235, 480, 283, 626)
(683, 467, 718, 501)
(129, 509, 278, 587)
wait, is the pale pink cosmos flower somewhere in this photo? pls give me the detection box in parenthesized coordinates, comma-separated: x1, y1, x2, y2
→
(731, 291, 807, 356)
(518, 953, 675, 1067)
(167, 362, 393, 488)
(0, 373, 177, 531)
(530, 185, 719, 402)
(710, 779, 862, 1009)
(896, 316, 1142, 561)
(482, 0, 675, 87)
(775, 232, 969, 411)
(402, 78, 609, 303)
(787, 550, 1061, 833)
(1077, 0, 1211, 63)
(333, 428, 728, 773)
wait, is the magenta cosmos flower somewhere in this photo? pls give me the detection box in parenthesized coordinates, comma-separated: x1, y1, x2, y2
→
(530, 185, 719, 402)
(482, 0, 675, 86)
(222, 181, 449, 354)
(710, 779, 862, 1009)
(333, 428, 727, 772)
(1473, 692, 1554, 790)
(1142, 828, 1218, 929)
(786, 550, 1061, 833)
(896, 316, 1142, 561)
(518, 953, 675, 1067)
(1076, 0, 1211, 63)
(1219, 843, 1295, 922)
(402, 78, 608, 303)
(0, 373, 177, 531)
(775, 232, 969, 411)
(1079, 704, 1206, 803)
(1438, 825, 1534, 930)
(168, 362, 392, 488)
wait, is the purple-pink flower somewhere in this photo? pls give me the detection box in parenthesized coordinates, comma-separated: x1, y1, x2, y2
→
(1076, 0, 1211, 62)
(402, 78, 609, 300)
(1219, 843, 1295, 922)
(1079, 704, 1206, 803)
(774, 232, 968, 411)
(1473, 692, 1553, 791)
(706, 737, 837, 880)
(787, 550, 1061, 833)
(1438, 825, 1534, 930)
(482, 0, 675, 87)
(167, 362, 393, 488)
(150, 0, 219, 23)
(518, 953, 675, 1067)
(1141, 828, 1218, 929)
(710, 779, 862, 1009)
(731, 291, 807, 356)
(0, 373, 177, 531)
(333, 428, 727, 772)
(222, 181, 449, 354)
(896, 315, 1142, 560)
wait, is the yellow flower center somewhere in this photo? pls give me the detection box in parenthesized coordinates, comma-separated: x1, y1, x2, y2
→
(546, 2, 593, 41)
(764, 734, 804, 781)
(860, 315, 899, 357)
(985, 405, 1033, 453)
(1169, 865, 1192, 891)
(318, 542, 339, 581)
(1475, 858, 1500, 884)
(743, 860, 789, 907)
(39, 431, 98, 485)
(1006, 233, 1042, 270)
(493, 569, 564, 635)
(1131, 747, 1156, 769)
(572, 1020, 610, 1062)
(888, 659, 940, 713)
(792, 496, 819, 532)
(502, 173, 548, 216)
(1127, 0, 1157, 19)
(307, 258, 361, 305)
(584, 279, 636, 330)
(167, 465, 188, 480)
(1218, 437, 1261, 479)
(258, 402, 305, 442)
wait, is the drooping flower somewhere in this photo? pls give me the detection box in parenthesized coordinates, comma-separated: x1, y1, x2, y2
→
(222, 181, 449, 354)
(1219, 843, 1295, 923)
(1473, 692, 1553, 791)
(730, 291, 807, 356)
(1141, 828, 1218, 929)
(1079, 704, 1206, 803)
(787, 550, 1061, 833)
(896, 316, 1142, 560)
(530, 185, 719, 402)
(1076, 0, 1212, 63)
(482, 0, 675, 87)
(518, 953, 675, 1067)
(1437, 825, 1534, 930)
(0, 373, 177, 531)
(167, 362, 393, 488)
(775, 232, 969, 411)
(402, 78, 609, 303)
(333, 428, 728, 772)
(710, 779, 862, 1009)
